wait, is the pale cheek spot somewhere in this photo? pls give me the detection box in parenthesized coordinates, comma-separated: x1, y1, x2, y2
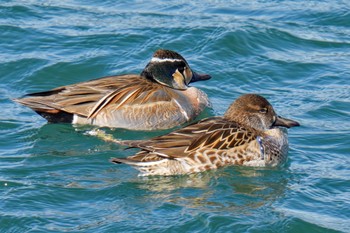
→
(184, 67, 192, 85)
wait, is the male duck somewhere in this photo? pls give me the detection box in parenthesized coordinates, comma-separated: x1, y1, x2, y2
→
(14, 49, 211, 130)
(106, 94, 300, 176)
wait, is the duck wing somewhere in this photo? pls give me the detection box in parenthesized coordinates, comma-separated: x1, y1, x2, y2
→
(14, 75, 172, 120)
(115, 117, 258, 162)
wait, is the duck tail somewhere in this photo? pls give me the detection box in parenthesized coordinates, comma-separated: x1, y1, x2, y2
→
(14, 97, 73, 123)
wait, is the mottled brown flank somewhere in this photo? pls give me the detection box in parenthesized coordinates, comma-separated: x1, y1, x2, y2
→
(235, 159, 244, 165)
(109, 94, 297, 175)
(217, 161, 224, 167)
(209, 155, 217, 163)
(197, 155, 208, 164)
(205, 150, 216, 157)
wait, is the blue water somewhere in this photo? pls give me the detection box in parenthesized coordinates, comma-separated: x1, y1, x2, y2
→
(1, 0, 349, 232)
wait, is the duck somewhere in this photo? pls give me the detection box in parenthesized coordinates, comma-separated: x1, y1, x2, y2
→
(14, 49, 211, 130)
(104, 94, 300, 176)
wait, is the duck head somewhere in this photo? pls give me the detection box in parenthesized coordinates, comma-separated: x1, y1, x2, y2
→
(141, 49, 211, 90)
(224, 94, 300, 131)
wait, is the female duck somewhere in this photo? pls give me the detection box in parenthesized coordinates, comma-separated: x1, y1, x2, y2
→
(106, 94, 300, 176)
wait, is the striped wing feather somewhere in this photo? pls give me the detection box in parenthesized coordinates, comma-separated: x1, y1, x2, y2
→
(121, 117, 258, 162)
(15, 75, 173, 118)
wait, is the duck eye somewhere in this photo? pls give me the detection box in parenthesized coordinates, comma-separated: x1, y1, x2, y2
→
(259, 108, 268, 114)
(178, 67, 185, 73)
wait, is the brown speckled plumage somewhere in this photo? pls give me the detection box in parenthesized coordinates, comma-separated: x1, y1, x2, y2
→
(110, 94, 300, 176)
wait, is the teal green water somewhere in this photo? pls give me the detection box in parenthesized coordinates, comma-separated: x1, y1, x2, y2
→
(1, 1, 349, 232)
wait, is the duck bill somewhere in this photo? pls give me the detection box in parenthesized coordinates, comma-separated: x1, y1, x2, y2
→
(190, 72, 212, 83)
(273, 116, 300, 128)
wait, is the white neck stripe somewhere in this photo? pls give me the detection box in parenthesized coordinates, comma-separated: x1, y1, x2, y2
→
(151, 57, 183, 63)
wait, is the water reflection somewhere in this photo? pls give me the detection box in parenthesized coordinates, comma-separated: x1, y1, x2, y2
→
(127, 166, 289, 214)
(24, 122, 290, 222)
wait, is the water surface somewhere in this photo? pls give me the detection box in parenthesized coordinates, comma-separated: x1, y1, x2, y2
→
(1, 0, 349, 232)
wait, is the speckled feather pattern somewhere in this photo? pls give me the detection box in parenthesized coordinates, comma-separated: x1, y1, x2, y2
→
(111, 94, 299, 176)
(112, 118, 290, 176)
